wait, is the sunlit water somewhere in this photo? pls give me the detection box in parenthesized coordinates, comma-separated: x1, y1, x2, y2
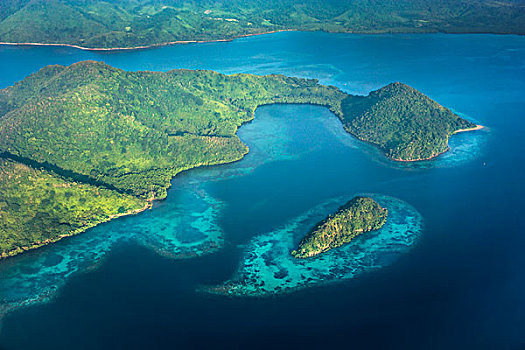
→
(0, 32, 523, 349)
(204, 194, 423, 296)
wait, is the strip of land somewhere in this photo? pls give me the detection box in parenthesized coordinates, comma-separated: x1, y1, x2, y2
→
(453, 124, 485, 134)
(0, 30, 293, 51)
(0, 0, 524, 49)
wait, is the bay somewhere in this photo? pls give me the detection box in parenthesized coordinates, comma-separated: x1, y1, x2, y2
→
(0, 32, 524, 349)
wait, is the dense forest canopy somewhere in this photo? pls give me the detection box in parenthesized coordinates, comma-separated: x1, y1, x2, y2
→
(0, 0, 524, 48)
(292, 196, 388, 258)
(0, 157, 145, 258)
(0, 61, 346, 199)
(341, 82, 476, 161)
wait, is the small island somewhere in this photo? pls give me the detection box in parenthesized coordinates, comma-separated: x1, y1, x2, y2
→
(292, 197, 387, 258)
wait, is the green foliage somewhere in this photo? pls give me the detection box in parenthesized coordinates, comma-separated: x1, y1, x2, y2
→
(340, 82, 476, 161)
(0, 61, 346, 198)
(0, 158, 145, 257)
(0, 0, 524, 48)
(292, 196, 388, 258)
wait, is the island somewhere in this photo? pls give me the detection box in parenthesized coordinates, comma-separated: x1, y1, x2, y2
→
(0, 0, 524, 49)
(0, 61, 480, 258)
(292, 197, 387, 258)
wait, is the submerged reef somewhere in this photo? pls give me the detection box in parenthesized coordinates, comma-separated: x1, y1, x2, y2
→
(0, 185, 224, 318)
(203, 194, 422, 296)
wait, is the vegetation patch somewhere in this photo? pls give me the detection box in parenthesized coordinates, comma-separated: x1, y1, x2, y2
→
(340, 82, 476, 161)
(292, 196, 387, 258)
(0, 158, 146, 258)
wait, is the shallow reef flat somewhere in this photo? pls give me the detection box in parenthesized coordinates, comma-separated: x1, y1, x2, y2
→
(430, 120, 488, 168)
(0, 186, 224, 317)
(203, 194, 423, 296)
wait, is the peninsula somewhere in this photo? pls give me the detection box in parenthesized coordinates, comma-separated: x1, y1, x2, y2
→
(0, 0, 524, 49)
(292, 196, 388, 258)
(0, 157, 147, 258)
(0, 61, 479, 258)
(340, 82, 480, 161)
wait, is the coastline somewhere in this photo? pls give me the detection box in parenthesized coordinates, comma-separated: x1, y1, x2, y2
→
(452, 124, 485, 134)
(390, 124, 485, 162)
(343, 128, 452, 163)
(0, 96, 483, 259)
(0, 201, 152, 260)
(1, 29, 521, 52)
(390, 148, 451, 162)
(0, 142, 249, 261)
(0, 30, 295, 52)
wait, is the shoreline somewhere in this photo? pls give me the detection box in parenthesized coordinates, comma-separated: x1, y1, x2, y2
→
(390, 124, 485, 162)
(0, 30, 295, 52)
(0, 144, 249, 261)
(0, 99, 257, 261)
(0, 101, 484, 259)
(0, 29, 522, 52)
(452, 124, 485, 134)
(390, 148, 451, 162)
(0, 201, 152, 260)
(346, 129, 451, 163)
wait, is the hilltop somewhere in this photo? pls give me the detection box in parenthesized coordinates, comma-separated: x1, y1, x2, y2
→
(341, 82, 477, 161)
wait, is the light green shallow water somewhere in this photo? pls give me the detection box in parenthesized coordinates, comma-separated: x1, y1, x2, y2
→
(0, 187, 224, 317)
(204, 194, 423, 296)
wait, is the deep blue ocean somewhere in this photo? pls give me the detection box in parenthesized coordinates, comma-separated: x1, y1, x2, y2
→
(0, 32, 524, 349)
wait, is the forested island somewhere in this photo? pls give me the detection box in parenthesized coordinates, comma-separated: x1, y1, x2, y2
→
(0, 0, 524, 49)
(0, 61, 479, 258)
(292, 196, 388, 258)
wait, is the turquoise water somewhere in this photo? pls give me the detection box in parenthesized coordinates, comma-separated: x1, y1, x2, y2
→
(0, 179, 225, 317)
(205, 194, 423, 296)
(0, 32, 523, 349)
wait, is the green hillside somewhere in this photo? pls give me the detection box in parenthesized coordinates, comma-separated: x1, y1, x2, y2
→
(0, 61, 346, 199)
(341, 82, 476, 161)
(0, 157, 146, 258)
(0, 0, 524, 48)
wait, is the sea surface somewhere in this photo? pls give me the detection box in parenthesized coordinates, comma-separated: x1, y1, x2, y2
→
(0, 32, 524, 349)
